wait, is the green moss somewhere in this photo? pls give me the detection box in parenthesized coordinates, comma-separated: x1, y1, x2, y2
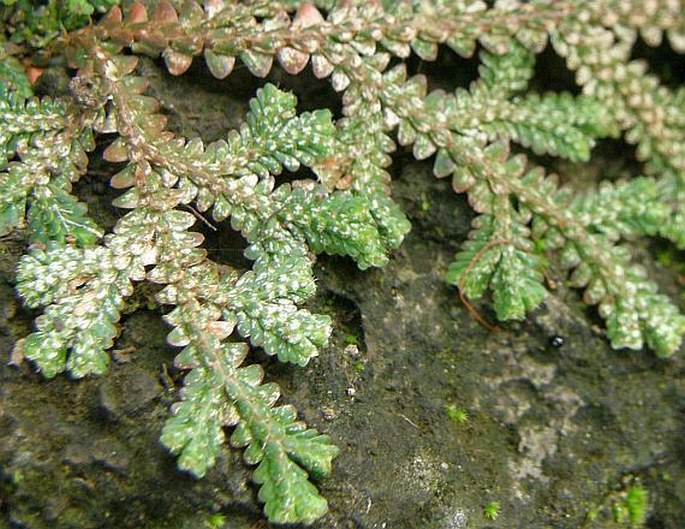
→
(612, 484, 649, 526)
(625, 485, 648, 526)
(446, 404, 469, 424)
(205, 513, 227, 529)
(344, 333, 359, 345)
(590, 480, 650, 527)
(483, 501, 501, 520)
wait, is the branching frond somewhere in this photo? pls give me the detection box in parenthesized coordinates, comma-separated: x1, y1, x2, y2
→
(15, 244, 132, 377)
(158, 262, 338, 525)
(570, 177, 672, 241)
(523, 170, 685, 357)
(446, 209, 546, 322)
(0, 86, 103, 243)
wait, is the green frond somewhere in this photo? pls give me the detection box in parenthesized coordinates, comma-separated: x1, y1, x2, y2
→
(236, 84, 336, 179)
(15, 245, 132, 377)
(28, 181, 103, 246)
(447, 48, 611, 163)
(224, 243, 331, 366)
(572, 177, 672, 241)
(446, 214, 502, 299)
(490, 245, 547, 321)
(160, 360, 240, 478)
(161, 294, 338, 525)
(0, 163, 32, 237)
(0, 87, 68, 165)
(485, 92, 611, 162)
(443, 153, 550, 321)
(0, 88, 101, 241)
(254, 437, 334, 525)
(329, 111, 411, 251)
(599, 265, 685, 357)
(446, 212, 546, 321)
(478, 42, 535, 97)
(526, 183, 683, 356)
(281, 187, 399, 270)
(366, 191, 412, 250)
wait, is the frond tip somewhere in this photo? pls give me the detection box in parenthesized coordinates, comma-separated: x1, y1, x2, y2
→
(15, 245, 132, 378)
(599, 268, 685, 358)
(446, 212, 547, 321)
(160, 314, 339, 525)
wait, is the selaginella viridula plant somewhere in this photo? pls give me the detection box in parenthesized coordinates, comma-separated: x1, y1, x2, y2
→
(1, 0, 684, 524)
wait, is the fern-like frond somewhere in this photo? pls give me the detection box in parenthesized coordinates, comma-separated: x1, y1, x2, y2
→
(5, 1, 685, 525)
(159, 264, 338, 525)
(228, 235, 331, 366)
(95, 74, 356, 522)
(571, 177, 672, 241)
(28, 179, 103, 245)
(446, 211, 546, 321)
(280, 187, 397, 269)
(0, 87, 103, 243)
(600, 264, 685, 356)
(523, 171, 685, 357)
(15, 244, 132, 377)
(160, 362, 234, 478)
(0, 87, 68, 162)
(238, 83, 336, 179)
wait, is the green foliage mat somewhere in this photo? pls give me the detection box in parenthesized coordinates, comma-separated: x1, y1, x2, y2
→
(1, 0, 683, 524)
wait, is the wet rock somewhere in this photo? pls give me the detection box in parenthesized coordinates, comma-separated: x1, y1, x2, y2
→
(63, 438, 131, 473)
(97, 366, 162, 420)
